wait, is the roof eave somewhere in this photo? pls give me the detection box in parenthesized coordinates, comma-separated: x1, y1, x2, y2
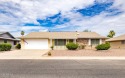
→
(0, 37, 20, 41)
(78, 37, 108, 39)
(50, 38, 77, 39)
(20, 37, 49, 39)
(106, 39, 125, 42)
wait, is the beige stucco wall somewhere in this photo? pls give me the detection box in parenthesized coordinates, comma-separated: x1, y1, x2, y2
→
(21, 38, 106, 50)
(7, 40, 15, 48)
(109, 41, 125, 49)
(102, 39, 106, 43)
(0, 39, 17, 49)
(48, 39, 51, 49)
(21, 39, 25, 49)
(0, 39, 4, 43)
(77, 38, 106, 50)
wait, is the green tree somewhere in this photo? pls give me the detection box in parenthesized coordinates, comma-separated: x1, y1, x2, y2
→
(107, 30, 115, 38)
(83, 29, 91, 32)
(21, 31, 25, 36)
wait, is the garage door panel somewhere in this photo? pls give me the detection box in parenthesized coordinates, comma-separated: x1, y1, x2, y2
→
(24, 39, 48, 49)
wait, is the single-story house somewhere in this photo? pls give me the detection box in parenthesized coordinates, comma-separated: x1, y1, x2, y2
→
(21, 32, 107, 50)
(0, 32, 20, 48)
(106, 34, 125, 49)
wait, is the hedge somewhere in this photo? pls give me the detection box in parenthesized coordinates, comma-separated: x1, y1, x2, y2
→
(0, 43, 12, 51)
(96, 42, 110, 50)
(15, 43, 21, 49)
(66, 43, 78, 50)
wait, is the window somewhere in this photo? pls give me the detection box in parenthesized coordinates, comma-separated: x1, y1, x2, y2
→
(55, 39, 66, 46)
(91, 39, 99, 45)
(14, 41, 17, 45)
(4, 40, 7, 43)
(121, 40, 125, 44)
(69, 39, 73, 43)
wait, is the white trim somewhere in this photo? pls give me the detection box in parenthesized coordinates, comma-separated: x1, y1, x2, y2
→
(41, 57, 125, 60)
(100, 39, 102, 44)
(88, 39, 91, 45)
(74, 39, 76, 43)
(50, 39, 52, 46)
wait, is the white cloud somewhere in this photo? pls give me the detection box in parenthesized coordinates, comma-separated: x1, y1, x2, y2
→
(52, 0, 125, 36)
(0, 25, 48, 37)
(0, 0, 125, 37)
(54, 11, 125, 36)
(12, 0, 94, 24)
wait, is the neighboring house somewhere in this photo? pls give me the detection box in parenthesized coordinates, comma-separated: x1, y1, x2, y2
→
(21, 32, 107, 50)
(0, 32, 19, 48)
(106, 34, 125, 49)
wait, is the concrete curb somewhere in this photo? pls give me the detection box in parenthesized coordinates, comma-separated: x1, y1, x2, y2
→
(41, 57, 125, 60)
(1, 57, 125, 60)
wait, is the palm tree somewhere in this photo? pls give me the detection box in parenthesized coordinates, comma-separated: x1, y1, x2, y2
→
(107, 30, 115, 38)
(21, 31, 25, 36)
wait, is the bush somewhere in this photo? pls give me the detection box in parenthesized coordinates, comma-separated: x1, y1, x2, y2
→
(48, 52, 52, 56)
(66, 43, 78, 50)
(50, 46, 54, 50)
(79, 45, 85, 49)
(0, 43, 12, 51)
(15, 43, 21, 49)
(96, 42, 110, 50)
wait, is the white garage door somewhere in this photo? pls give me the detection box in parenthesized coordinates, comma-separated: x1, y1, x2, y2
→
(24, 39, 48, 49)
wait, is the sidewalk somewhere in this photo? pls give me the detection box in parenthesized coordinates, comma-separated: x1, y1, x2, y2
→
(41, 56, 125, 60)
(0, 56, 125, 60)
(0, 49, 125, 60)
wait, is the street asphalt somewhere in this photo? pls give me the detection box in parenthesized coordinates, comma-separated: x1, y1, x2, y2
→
(0, 60, 125, 78)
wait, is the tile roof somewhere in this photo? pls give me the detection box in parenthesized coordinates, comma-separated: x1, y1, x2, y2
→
(106, 34, 125, 41)
(0, 32, 19, 41)
(21, 32, 107, 39)
(0, 32, 7, 34)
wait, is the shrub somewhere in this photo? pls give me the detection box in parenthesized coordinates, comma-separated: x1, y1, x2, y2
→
(15, 43, 21, 49)
(79, 45, 85, 49)
(50, 46, 54, 50)
(96, 42, 110, 50)
(48, 52, 52, 56)
(66, 43, 78, 50)
(0, 43, 12, 51)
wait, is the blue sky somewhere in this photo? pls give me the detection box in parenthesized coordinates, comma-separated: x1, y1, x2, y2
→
(0, 0, 125, 37)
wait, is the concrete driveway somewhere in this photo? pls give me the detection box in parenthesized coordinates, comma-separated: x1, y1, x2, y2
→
(0, 50, 49, 59)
